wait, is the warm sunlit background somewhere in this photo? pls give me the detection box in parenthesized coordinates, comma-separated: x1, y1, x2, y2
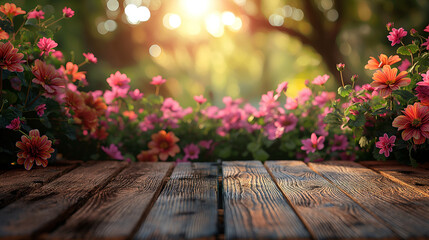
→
(12, 0, 429, 106)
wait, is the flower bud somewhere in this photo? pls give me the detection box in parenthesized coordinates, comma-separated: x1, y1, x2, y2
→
(410, 28, 418, 36)
(351, 74, 358, 82)
(336, 63, 345, 71)
(386, 22, 394, 31)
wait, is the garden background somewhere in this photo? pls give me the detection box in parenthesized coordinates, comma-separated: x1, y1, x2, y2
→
(13, 0, 429, 106)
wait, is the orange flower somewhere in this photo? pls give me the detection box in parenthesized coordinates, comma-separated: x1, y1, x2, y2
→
(0, 27, 9, 40)
(137, 149, 159, 162)
(81, 92, 106, 117)
(73, 106, 99, 133)
(0, 3, 26, 19)
(365, 54, 401, 70)
(61, 62, 86, 82)
(392, 102, 429, 145)
(16, 129, 54, 170)
(370, 65, 410, 97)
(148, 130, 180, 161)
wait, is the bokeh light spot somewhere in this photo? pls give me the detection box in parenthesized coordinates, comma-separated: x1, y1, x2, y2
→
(181, 0, 211, 17)
(149, 44, 162, 57)
(229, 17, 242, 31)
(104, 20, 117, 31)
(222, 11, 235, 26)
(97, 22, 108, 35)
(107, 0, 119, 11)
(269, 14, 284, 26)
(326, 9, 338, 22)
(321, 0, 333, 10)
(205, 13, 224, 37)
(292, 9, 304, 21)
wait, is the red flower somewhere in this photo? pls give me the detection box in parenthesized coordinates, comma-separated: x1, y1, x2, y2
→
(62, 7, 74, 18)
(392, 102, 429, 145)
(370, 65, 410, 97)
(27, 10, 44, 19)
(16, 129, 54, 170)
(364, 54, 401, 70)
(148, 130, 180, 161)
(0, 41, 25, 72)
(0, 3, 25, 19)
(32, 59, 66, 98)
(37, 37, 58, 56)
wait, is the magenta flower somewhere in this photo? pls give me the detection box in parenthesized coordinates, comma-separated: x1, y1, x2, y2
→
(150, 75, 166, 85)
(331, 134, 348, 152)
(386, 22, 393, 31)
(375, 133, 396, 157)
(194, 95, 207, 104)
(106, 71, 130, 90)
(298, 88, 312, 104)
(198, 140, 213, 149)
(6, 117, 21, 130)
(62, 7, 74, 18)
(37, 37, 58, 56)
(129, 89, 143, 101)
(424, 24, 429, 33)
(184, 143, 200, 160)
(35, 104, 47, 117)
(418, 70, 429, 86)
(301, 133, 325, 154)
(398, 59, 411, 72)
(101, 144, 124, 160)
(27, 10, 44, 19)
(83, 52, 97, 63)
(387, 28, 407, 46)
(312, 74, 329, 86)
(285, 97, 298, 110)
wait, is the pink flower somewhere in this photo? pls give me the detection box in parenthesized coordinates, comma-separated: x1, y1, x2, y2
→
(150, 75, 166, 85)
(301, 133, 325, 154)
(312, 74, 329, 86)
(387, 28, 407, 46)
(83, 52, 97, 63)
(62, 7, 74, 18)
(0, 41, 25, 72)
(276, 81, 288, 94)
(398, 59, 411, 72)
(101, 144, 124, 160)
(416, 85, 429, 106)
(6, 117, 21, 130)
(52, 51, 64, 61)
(297, 88, 312, 105)
(27, 10, 44, 19)
(16, 129, 54, 170)
(336, 63, 345, 71)
(259, 91, 279, 115)
(386, 22, 393, 31)
(176, 157, 189, 163)
(312, 91, 335, 107)
(35, 104, 47, 117)
(106, 71, 130, 90)
(199, 140, 213, 149)
(285, 97, 298, 110)
(375, 133, 396, 157)
(37, 37, 58, 56)
(184, 143, 200, 160)
(424, 24, 429, 33)
(331, 134, 348, 152)
(418, 70, 429, 86)
(275, 113, 298, 134)
(194, 95, 207, 104)
(129, 89, 144, 101)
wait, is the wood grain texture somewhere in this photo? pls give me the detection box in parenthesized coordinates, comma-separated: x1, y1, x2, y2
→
(310, 161, 429, 239)
(266, 161, 394, 239)
(134, 162, 218, 240)
(361, 161, 429, 196)
(0, 161, 125, 239)
(48, 162, 172, 240)
(223, 161, 309, 240)
(0, 163, 77, 209)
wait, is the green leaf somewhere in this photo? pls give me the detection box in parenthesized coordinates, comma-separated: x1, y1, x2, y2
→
(247, 142, 260, 153)
(338, 85, 353, 97)
(218, 146, 231, 159)
(397, 44, 419, 56)
(371, 107, 388, 116)
(324, 112, 342, 126)
(3, 90, 18, 105)
(346, 114, 366, 127)
(393, 90, 414, 101)
(252, 149, 269, 161)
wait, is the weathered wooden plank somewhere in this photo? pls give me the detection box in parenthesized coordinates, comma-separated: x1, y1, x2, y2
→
(310, 161, 429, 239)
(361, 161, 429, 196)
(266, 161, 395, 239)
(223, 161, 309, 240)
(134, 162, 218, 240)
(0, 161, 126, 239)
(48, 162, 172, 240)
(0, 163, 78, 209)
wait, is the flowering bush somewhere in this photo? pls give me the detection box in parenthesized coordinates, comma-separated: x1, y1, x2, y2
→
(1, 3, 428, 170)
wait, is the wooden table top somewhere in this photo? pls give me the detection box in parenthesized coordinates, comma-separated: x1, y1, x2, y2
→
(0, 160, 428, 239)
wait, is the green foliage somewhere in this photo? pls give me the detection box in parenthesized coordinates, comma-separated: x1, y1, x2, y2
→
(338, 85, 353, 97)
(397, 44, 419, 56)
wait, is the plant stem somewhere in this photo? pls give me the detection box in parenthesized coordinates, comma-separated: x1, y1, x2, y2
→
(155, 86, 159, 96)
(339, 71, 344, 88)
(23, 79, 33, 109)
(43, 16, 64, 28)
(28, 92, 41, 107)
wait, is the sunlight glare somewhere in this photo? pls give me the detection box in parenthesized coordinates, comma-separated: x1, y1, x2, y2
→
(229, 17, 242, 31)
(205, 13, 224, 37)
(221, 11, 235, 26)
(149, 44, 162, 57)
(181, 0, 211, 17)
(125, 4, 151, 24)
(169, 14, 182, 29)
